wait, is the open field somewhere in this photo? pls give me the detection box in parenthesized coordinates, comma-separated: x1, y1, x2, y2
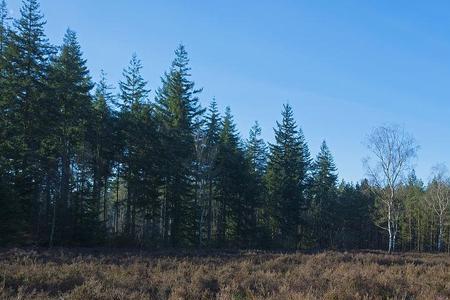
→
(1, 249, 450, 300)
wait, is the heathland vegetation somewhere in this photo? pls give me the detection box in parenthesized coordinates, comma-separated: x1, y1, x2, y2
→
(1, 0, 450, 255)
(2, 248, 450, 299)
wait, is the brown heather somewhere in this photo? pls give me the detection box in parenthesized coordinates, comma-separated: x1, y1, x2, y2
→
(1, 248, 450, 300)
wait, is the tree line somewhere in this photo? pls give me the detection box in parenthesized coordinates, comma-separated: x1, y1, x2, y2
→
(1, 0, 450, 252)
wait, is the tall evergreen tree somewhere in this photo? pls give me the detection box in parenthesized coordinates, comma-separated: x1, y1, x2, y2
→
(90, 70, 115, 236)
(204, 99, 221, 244)
(155, 44, 204, 246)
(119, 53, 150, 110)
(0, 1, 22, 244)
(2, 0, 53, 242)
(310, 141, 338, 248)
(246, 122, 267, 176)
(245, 121, 268, 247)
(266, 104, 311, 249)
(47, 29, 93, 245)
(214, 107, 248, 246)
(118, 54, 161, 243)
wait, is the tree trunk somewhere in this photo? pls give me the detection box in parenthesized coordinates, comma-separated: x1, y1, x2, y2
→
(207, 179, 213, 244)
(438, 214, 443, 251)
(49, 194, 57, 247)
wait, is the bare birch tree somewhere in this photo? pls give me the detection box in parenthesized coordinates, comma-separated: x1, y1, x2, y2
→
(364, 125, 418, 253)
(425, 164, 450, 251)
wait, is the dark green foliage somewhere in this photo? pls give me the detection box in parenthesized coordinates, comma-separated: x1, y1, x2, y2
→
(155, 44, 205, 247)
(266, 104, 311, 249)
(309, 141, 338, 248)
(214, 107, 252, 246)
(47, 29, 94, 245)
(334, 180, 379, 249)
(117, 54, 161, 244)
(203, 99, 221, 245)
(245, 121, 269, 247)
(89, 71, 115, 240)
(1, 0, 54, 242)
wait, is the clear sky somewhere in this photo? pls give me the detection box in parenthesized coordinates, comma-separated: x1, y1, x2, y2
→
(7, 0, 450, 183)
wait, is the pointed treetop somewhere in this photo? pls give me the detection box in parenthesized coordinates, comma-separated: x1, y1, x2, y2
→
(206, 98, 220, 125)
(57, 28, 91, 87)
(314, 140, 338, 183)
(205, 98, 221, 143)
(220, 106, 239, 147)
(172, 43, 190, 73)
(16, 0, 47, 36)
(61, 28, 86, 61)
(63, 28, 77, 45)
(155, 44, 204, 131)
(272, 103, 300, 148)
(119, 53, 150, 109)
(249, 121, 262, 137)
(247, 121, 267, 174)
(94, 70, 114, 110)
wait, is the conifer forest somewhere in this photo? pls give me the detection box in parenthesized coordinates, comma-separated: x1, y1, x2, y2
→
(1, 0, 450, 254)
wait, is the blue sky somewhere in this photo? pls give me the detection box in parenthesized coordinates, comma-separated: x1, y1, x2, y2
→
(7, 0, 450, 182)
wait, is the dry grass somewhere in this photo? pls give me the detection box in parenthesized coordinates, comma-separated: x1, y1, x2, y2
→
(1, 248, 450, 299)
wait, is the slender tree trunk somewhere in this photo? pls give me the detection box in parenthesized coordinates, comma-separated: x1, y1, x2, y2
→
(49, 193, 57, 247)
(388, 203, 393, 253)
(438, 214, 443, 251)
(103, 178, 108, 228)
(114, 164, 120, 236)
(207, 179, 213, 244)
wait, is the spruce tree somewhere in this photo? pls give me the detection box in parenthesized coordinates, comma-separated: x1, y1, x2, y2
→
(245, 121, 268, 247)
(310, 141, 338, 248)
(119, 53, 150, 110)
(2, 0, 53, 241)
(0, 1, 22, 242)
(214, 107, 246, 245)
(155, 44, 204, 246)
(266, 104, 311, 249)
(118, 54, 161, 243)
(204, 99, 221, 244)
(192, 99, 222, 246)
(90, 70, 115, 237)
(47, 28, 93, 245)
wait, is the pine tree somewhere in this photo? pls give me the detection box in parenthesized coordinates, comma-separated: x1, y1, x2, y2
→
(266, 104, 311, 249)
(245, 121, 268, 247)
(192, 98, 223, 246)
(1, 0, 54, 242)
(155, 44, 204, 247)
(118, 53, 149, 240)
(47, 28, 93, 245)
(214, 107, 247, 245)
(310, 141, 338, 248)
(90, 70, 115, 237)
(204, 99, 221, 244)
(119, 53, 150, 110)
(0, 3, 23, 241)
(118, 54, 161, 243)
(246, 122, 267, 176)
